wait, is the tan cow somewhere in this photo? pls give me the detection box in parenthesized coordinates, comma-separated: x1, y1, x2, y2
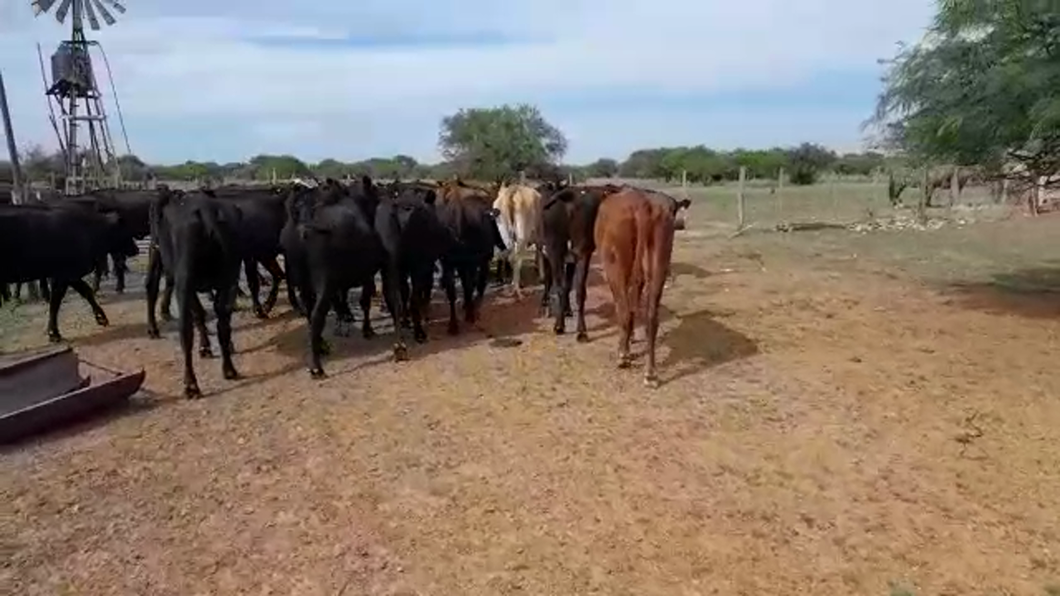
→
(492, 182, 543, 298)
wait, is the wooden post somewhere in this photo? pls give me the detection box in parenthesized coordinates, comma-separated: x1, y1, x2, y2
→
(0, 71, 25, 204)
(830, 173, 838, 219)
(681, 169, 687, 192)
(776, 167, 785, 222)
(917, 166, 929, 224)
(949, 166, 960, 207)
(737, 166, 746, 229)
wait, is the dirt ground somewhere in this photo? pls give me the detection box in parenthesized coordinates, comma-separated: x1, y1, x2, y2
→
(2, 213, 1060, 595)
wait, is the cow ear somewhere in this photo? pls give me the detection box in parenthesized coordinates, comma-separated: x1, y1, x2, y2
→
(679, 199, 691, 210)
(424, 190, 437, 205)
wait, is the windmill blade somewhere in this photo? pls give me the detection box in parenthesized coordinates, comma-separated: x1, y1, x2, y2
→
(31, 0, 58, 16)
(83, 0, 102, 30)
(54, 0, 74, 23)
(97, 0, 126, 14)
(91, 0, 116, 25)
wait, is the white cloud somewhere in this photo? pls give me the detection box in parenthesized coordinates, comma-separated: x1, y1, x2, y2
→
(0, 0, 933, 163)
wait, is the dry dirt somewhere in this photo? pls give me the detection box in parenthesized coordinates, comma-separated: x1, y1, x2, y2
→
(2, 228, 1060, 595)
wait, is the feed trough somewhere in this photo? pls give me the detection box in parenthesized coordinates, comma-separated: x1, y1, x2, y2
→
(0, 345, 146, 444)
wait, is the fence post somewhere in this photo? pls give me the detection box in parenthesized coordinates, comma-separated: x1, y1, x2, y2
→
(776, 167, 785, 222)
(949, 166, 960, 208)
(737, 166, 746, 229)
(917, 166, 929, 224)
(830, 173, 838, 220)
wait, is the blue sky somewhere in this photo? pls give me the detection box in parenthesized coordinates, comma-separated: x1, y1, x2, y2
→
(0, 0, 934, 165)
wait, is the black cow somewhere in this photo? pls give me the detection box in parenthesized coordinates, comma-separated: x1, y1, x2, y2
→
(434, 188, 507, 333)
(376, 181, 459, 342)
(281, 179, 391, 377)
(145, 187, 242, 399)
(81, 189, 153, 294)
(201, 186, 297, 318)
(539, 184, 622, 339)
(0, 202, 138, 342)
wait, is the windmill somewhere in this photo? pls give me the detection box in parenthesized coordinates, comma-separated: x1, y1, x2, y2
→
(31, 0, 132, 195)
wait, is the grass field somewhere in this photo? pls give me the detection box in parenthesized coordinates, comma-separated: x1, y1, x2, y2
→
(2, 180, 1059, 595)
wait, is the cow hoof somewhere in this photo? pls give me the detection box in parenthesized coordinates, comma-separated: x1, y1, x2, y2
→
(47, 333, 63, 344)
(309, 367, 326, 379)
(116, 288, 125, 295)
(254, 308, 268, 320)
(199, 347, 214, 359)
(184, 386, 203, 399)
(392, 343, 409, 362)
(147, 328, 161, 340)
(414, 329, 428, 343)
(223, 367, 240, 380)
(447, 322, 459, 336)
(644, 375, 660, 388)
(576, 331, 589, 343)
(553, 324, 565, 335)
(362, 325, 376, 339)
(617, 355, 632, 369)
(94, 314, 109, 327)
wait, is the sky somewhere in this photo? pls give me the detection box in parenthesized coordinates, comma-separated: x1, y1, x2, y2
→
(0, 0, 934, 165)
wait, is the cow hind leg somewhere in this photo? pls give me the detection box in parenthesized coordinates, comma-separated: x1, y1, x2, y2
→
(358, 282, 376, 339)
(602, 249, 634, 368)
(260, 257, 284, 315)
(308, 286, 331, 378)
(45, 279, 72, 343)
(113, 255, 128, 294)
(68, 278, 109, 327)
(190, 296, 213, 358)
(332, 288, 355, 337)
(441, 263, 459, 335)
(177, 283, 203, 399)
(573, 256, 592, 342)
(245, 259, 268, 319)
(214, 286, 240, 381)
(409, 267, 433, 343)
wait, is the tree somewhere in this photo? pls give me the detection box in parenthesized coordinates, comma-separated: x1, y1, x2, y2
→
(21, 144, 64, 181)
(786, 142, 837, 185)
(870, 1, 1060, 180)
(585, 158, 619, 178)
(438, 104, 567, 181)
(112, 154, 149, 181)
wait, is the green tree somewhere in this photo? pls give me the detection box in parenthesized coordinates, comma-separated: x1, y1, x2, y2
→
(438, 104, 567, 181)
(585, 158, 619, 178)
(248, 154, 312, 180)
(786, 142, 836, 185)
(871, 0, 1060, 178)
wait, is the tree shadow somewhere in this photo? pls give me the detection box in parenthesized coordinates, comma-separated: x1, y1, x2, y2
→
(0, 391, 159, 453)
(940, 265, 1060, 319)
(655, 305, 759, 386)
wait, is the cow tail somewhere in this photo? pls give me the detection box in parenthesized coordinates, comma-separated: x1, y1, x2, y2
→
(631, 207, 651, 305)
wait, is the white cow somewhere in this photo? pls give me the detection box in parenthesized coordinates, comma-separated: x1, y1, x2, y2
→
(492, 182, 544, 298)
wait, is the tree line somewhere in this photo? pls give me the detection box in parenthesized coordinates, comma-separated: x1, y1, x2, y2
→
(2, 141, 887, 188)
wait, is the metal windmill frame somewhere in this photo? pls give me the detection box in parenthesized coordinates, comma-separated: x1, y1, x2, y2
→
(31, 0, 132, 195)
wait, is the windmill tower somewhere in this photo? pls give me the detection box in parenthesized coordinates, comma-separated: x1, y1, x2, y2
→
(31, 0, 130, 195)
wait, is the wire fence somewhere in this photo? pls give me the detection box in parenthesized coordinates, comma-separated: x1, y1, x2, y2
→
(590, 169, 1017, 236)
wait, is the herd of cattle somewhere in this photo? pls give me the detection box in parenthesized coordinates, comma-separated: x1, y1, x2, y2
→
(0, 177, 691, 396)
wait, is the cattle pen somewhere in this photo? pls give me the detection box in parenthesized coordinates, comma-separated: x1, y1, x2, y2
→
(2, 176, 1060, 595)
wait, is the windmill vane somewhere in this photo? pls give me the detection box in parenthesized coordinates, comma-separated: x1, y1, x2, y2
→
(32, 0, 127, 30)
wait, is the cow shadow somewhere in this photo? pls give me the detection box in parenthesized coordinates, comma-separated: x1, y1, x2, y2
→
(70, 307, 296, 349)
(669, 261, 712, 281)
(0, 391, 160, 454)
(940, 265, 1060, 319)
(655, 305, 758, 386)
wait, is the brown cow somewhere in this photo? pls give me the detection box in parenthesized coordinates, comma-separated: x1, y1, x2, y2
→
(593, 187, 686, 387)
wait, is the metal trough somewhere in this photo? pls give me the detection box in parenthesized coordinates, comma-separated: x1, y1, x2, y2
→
(0, 345, 146, 444)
